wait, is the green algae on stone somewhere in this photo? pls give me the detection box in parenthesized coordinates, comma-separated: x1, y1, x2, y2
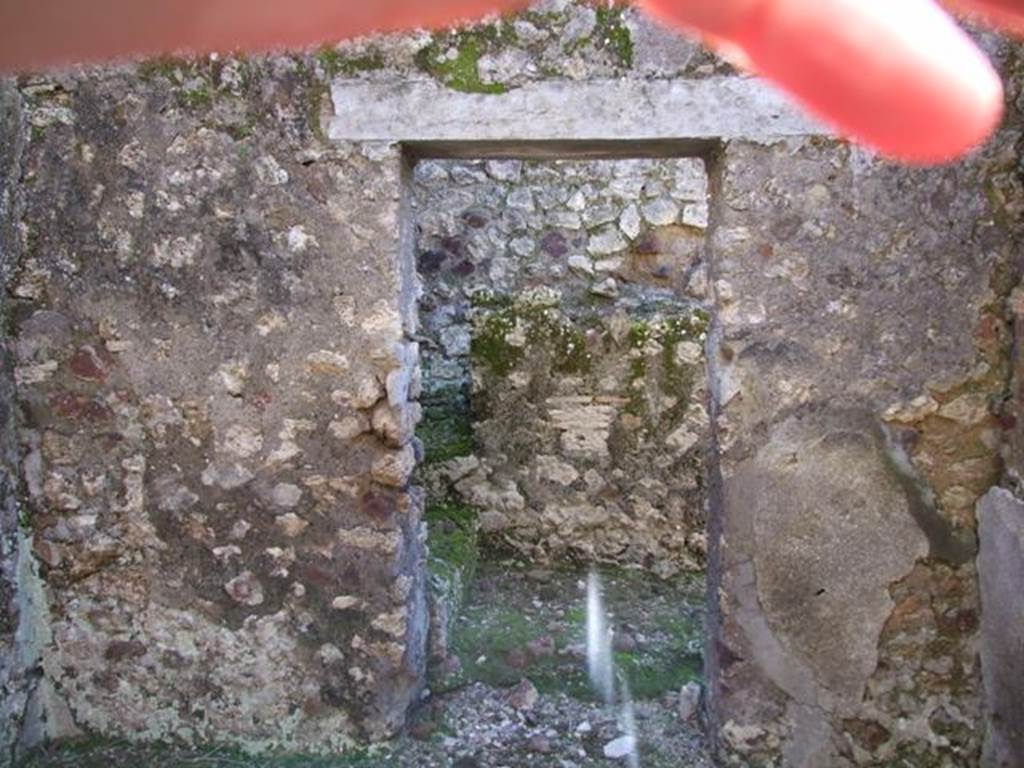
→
(560, 2, 634, 68)
(449, 563, 705, 701)
(625, 309, 708, 429)
(471, 295, 592, 377)
(418, 394, 474, 464)
(426, 502, 480, 584)
(17, 738, 377, 768)
(316, 47, 386, 77)
(414, 25, 516, 94)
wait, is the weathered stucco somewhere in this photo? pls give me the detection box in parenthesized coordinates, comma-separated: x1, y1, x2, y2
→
(9, 60, 427, 753)
(707, 128, 1022, 765)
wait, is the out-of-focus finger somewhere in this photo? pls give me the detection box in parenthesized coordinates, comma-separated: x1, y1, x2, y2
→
(642, 0, 1004, 164)
(945, 0, 1024, 33)
(0, 0, 529, 72)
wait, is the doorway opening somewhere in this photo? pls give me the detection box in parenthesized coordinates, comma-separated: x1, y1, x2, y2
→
(408, 152, 714, 761)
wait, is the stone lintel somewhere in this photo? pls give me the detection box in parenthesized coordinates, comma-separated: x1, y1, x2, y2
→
(328, 77, 830, 149)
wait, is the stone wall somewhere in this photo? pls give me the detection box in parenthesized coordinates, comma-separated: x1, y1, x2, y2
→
(413, 158, 710, 574)
(324, 0, 727, 91)
(7, 59, 427, 753)
(706, 123, 1023, 765)
(1, 1, 1023, 765)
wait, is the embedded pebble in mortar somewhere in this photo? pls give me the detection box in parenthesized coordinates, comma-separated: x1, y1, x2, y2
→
(275, 513, 309, 538)
(604, 736, 637, 760)
(271, 482, 302, 508)
(224, 571, 264, 607)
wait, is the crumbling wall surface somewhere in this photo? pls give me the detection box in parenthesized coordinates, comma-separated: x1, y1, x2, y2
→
(707, 128, 1021, 766)
(9, 61, 426, 751)
(413, 158, 711, 573)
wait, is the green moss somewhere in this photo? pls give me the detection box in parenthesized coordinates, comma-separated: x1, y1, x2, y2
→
(179, 86, 212, 108)
(414, 28, 511, 94)
(469, 288, 514, 309)
(137, 56, 188, 82)
(450, 601, 592, 698)
(614, 613, 703, 699)
(136, 56, 221, 111)
(471, 299, 592, 378)
(17, 738, 376, 767)
(886, 746, 948, 768)
(471, 310, 524, 376)
(418, 395, 474, 464)
(426, 502, 480, 581)
(316, 47, 386, 77)
(450, 565, 704, 701)
(594, 4, 634, 68)
(625, 310, 709, 432)
(305, 79, 329, 143)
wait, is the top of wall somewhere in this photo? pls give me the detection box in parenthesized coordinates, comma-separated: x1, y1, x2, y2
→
(324, 0, 830, 146)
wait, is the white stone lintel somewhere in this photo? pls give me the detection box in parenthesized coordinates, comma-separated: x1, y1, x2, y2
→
(327, 76, 830, 147)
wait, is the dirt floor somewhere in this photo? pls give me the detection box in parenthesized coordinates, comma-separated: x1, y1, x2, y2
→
(19, 561, 712, 768)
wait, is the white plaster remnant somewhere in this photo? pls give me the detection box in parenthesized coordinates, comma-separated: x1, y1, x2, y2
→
(201, 462, 254, 490)
(882, 394, 940, 423)
(254, 154, 289, 185)
(221, 424, 263, 458)
(286, 225, 316, 253)
(152, 234, 202, 269)
(217, 361, 249, 396)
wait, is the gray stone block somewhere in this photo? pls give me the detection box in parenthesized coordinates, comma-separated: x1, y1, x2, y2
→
(978, 488, 1024, 768)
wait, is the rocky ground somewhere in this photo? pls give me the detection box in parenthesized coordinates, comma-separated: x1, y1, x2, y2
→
(19, 562, 711, 768)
